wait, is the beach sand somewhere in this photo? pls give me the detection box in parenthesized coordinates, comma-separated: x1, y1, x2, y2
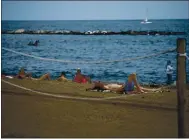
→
(1, 78, 189, 137)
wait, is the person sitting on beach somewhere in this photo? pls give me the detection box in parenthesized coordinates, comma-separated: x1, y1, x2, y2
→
(73, 68, 91, 83)
(86, 73, 159, 94)
(16, 67, 50, 80)
(16, 67, 29, 79)
(56, 72, 68, 82)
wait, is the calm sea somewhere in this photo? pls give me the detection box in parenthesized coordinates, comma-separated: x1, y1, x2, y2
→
(2, 20, 189, 84)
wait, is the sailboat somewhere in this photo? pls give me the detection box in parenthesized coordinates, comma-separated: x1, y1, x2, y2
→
(141, 9, 152, 24)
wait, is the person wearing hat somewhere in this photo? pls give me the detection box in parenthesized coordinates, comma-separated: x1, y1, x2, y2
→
(73, 68, 91, 83)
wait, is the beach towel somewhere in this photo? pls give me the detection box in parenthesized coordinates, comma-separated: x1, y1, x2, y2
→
(1, 75, 14, 79)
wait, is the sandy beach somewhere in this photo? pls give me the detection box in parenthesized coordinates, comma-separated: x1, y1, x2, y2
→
(2, 1, 189, 138)
(1, 78, 189, 138)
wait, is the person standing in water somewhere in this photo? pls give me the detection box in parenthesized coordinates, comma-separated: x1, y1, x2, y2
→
(166, 60, 173, 85)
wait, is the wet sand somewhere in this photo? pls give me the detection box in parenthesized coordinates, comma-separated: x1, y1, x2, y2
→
(1, 78, 189, 137)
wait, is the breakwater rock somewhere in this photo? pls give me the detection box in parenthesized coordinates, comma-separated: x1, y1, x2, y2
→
(2, 29, 186, 36)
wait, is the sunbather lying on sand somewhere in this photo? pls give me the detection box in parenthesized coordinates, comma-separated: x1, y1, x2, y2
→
(1, 67, 50, 81)
(3, 68, 70, 82)
(16, 67, 50, 80)
(86, 73, 160, 94)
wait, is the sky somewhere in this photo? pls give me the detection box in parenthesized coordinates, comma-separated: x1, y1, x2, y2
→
(2, 1, 189, 20)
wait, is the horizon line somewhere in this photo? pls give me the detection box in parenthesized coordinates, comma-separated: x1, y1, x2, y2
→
(2, 18, 189, 21)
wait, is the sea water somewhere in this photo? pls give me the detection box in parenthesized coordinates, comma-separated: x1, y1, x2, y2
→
(2, 20, 189, 84)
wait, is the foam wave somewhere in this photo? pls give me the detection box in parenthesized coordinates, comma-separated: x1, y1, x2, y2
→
(2, 29, 186, 35)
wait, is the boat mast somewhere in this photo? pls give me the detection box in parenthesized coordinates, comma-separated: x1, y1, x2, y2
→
(145, 8, 148, 21)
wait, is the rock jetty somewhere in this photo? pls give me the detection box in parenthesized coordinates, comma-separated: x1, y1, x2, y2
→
(2, 29, 186, 36)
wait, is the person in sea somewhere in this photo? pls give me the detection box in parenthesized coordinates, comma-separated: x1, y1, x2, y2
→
(86, 73, 160, 94)
(34, 40, 39, 46)
(166, 60, 173, 85)
(73, 68, 91, 83)
(28, 41, 33, 45)
(28, 40, 39, 46)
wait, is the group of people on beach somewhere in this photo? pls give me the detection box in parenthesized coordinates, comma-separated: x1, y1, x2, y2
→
(3, 67, 163, 94)
(0, 56, 175, 96)
(2, 59, 174, 94)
